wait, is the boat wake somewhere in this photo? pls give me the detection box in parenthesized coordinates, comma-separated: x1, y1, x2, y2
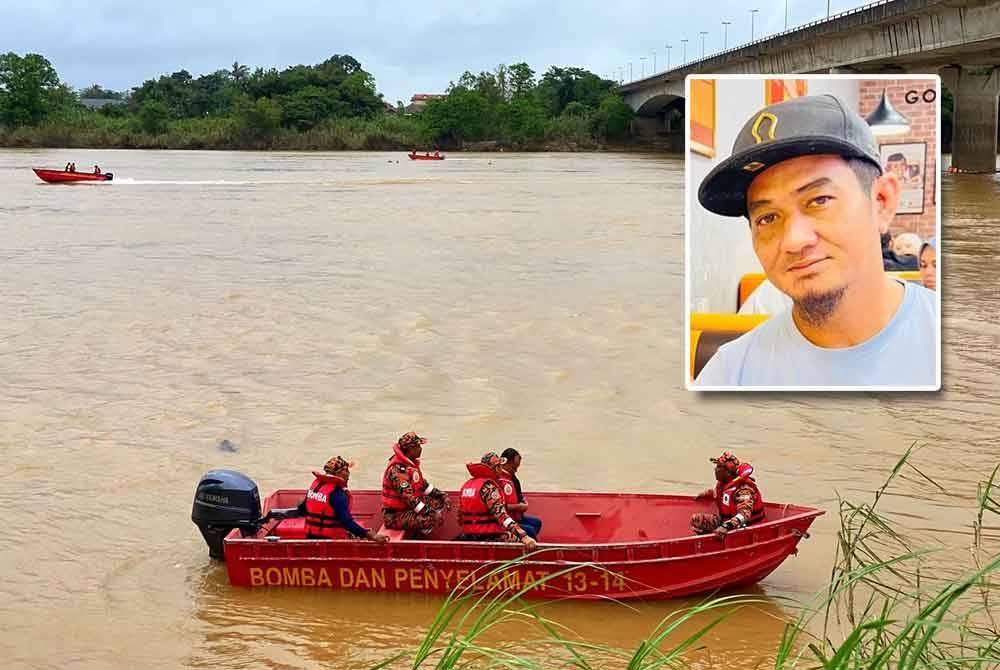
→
(111, 178, 291, 186)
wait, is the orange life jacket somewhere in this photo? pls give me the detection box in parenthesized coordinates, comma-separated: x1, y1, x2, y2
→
(460, 463, 506, 536)
(381, 442, 429, 511)
(304, 471, 350, 539)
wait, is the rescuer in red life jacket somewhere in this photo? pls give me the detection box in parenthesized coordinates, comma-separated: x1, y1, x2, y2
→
(457, 452, 537, 549)
(299, 456, 388, 543)
(381, 431, 450, 536)
(690, 451, 765, 539)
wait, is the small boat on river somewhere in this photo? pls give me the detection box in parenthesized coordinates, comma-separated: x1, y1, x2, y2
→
(408, 151, 445, 160)
(33, 168, 113, 183)
(193, 470, 823, 601)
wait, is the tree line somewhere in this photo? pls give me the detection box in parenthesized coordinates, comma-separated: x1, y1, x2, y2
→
(0, 51, 635, 150)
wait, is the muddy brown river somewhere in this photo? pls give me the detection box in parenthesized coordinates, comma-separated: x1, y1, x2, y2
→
(0, 149, 996, 669)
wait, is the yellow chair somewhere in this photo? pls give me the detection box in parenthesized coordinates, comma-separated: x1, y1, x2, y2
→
(689, 314, 769, 380)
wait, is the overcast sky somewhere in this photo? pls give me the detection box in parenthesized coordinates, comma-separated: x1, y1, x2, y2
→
(4, 0, 869, 104)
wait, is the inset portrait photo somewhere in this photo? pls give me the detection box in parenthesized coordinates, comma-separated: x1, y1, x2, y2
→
(685, 75, 941, 391)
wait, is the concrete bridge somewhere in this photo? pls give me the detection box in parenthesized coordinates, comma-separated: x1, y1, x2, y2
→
(620, 0, 1000, 172)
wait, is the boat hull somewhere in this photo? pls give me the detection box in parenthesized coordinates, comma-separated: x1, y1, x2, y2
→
(408, 154, 445, 160)
(223, 490, 822, 600)
(33, 168, 113, 183)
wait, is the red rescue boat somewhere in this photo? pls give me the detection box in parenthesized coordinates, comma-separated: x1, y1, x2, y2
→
(193, 471, 823, 601)
(408, 151, 445, 160)
(33, 168, 113, 183)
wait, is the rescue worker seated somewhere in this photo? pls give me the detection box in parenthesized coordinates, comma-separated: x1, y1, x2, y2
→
(299, 456, 388, 543)
(690, 451, 765, 539)
(65, 162, 71, 172)
(499, 447, 542, 540)
(457, 452, 537, 548)
(381, 431, 449, 536)
(93, 164, 101, 174)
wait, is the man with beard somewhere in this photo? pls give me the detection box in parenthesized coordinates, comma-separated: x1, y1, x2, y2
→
(695, 94, 938, 388)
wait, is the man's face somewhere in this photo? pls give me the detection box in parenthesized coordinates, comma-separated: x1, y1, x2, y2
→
(887, 158, 907, 180)
(509, 455, 521, 473)
(746, 154, 893, 307)
(714, 463, 729, 482)
(920, 246, 937, 290)
(406, 443, 422, 460)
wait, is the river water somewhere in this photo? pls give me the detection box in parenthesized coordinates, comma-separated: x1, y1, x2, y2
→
(0, 149, 996, 669)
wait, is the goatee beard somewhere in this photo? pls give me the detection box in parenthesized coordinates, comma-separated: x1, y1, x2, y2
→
(793, 286, 847, 326)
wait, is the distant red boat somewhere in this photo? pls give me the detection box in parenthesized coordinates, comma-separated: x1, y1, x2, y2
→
(408, 151, 445, 161)
(33, 168, 113, 183)
(192, 471, 824, 601)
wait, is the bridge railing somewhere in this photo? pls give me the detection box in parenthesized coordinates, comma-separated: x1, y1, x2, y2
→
(620, 0, 899, 86)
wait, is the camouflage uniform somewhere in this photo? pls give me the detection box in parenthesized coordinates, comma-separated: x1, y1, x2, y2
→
(382, 463, 448, 534)
(690, 482, 760, 534)
(691, 451, 762, 535)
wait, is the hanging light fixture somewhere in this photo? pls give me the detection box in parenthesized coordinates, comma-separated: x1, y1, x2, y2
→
(865, 88, 910, 136)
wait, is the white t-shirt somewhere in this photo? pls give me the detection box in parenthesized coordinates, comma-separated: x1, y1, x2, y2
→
(696, 281, 939, 389)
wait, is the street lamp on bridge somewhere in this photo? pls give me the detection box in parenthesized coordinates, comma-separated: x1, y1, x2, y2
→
(681, 39, 689, 64)
(653, 49, 657, 72)
(699, 31, 708, 59)
(750, 9, 759, 41)
(665, 44, 672, 70)
(722, 20, 731, 49)
(639, 56, 646, 78)
(628, 61, 633, 81)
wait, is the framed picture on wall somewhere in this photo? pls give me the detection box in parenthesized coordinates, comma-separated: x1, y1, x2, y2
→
(880, 142, 926, 214)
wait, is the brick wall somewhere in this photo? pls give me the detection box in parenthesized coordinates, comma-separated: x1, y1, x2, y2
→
(858, 80, 938, 240)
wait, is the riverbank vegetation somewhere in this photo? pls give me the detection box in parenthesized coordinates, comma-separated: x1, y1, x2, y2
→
(0, 52, 635, 151)
(375, 447, 999, 669)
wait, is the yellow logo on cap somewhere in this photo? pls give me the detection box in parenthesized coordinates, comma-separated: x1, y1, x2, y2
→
(750, 112, 778, 143)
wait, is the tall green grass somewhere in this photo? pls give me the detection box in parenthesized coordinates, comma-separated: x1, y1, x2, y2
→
(376, 447, 1000, 669)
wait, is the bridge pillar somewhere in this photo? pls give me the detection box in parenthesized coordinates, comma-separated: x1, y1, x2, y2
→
(941, 66, 1000, 173)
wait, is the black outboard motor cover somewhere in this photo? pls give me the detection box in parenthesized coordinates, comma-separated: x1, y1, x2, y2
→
(192, 469, 262, 559)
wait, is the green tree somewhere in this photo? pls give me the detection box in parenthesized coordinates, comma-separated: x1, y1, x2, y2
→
(230, 61, 249, 86)
(0, 52, 65, 126)
(236, 96, 282, 142)
(536, 66, 613, 116)
(281, 85, 333, 130)
(421, 88, 490, 145)
(79, 84, 123, 100)
(136, 100, 169, 134)
(507, 62, 535, 100)
(592, 94, 633, 141)
(561, 101, 588, 118)
(502, 97, 546, 144)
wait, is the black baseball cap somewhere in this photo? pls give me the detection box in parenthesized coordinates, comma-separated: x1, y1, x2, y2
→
(698, 94, 883, 218)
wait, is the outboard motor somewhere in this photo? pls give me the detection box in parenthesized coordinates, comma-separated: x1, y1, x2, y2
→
(192, 469, 262, 559)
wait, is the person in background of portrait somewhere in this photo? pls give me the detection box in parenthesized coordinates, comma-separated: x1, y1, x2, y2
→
(892, 232, 922, 260)
(919, 237, 937, 291)
(695, 94, 938, 388)
(885, 152, 908, 181)
(881, 231, 918, 271)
